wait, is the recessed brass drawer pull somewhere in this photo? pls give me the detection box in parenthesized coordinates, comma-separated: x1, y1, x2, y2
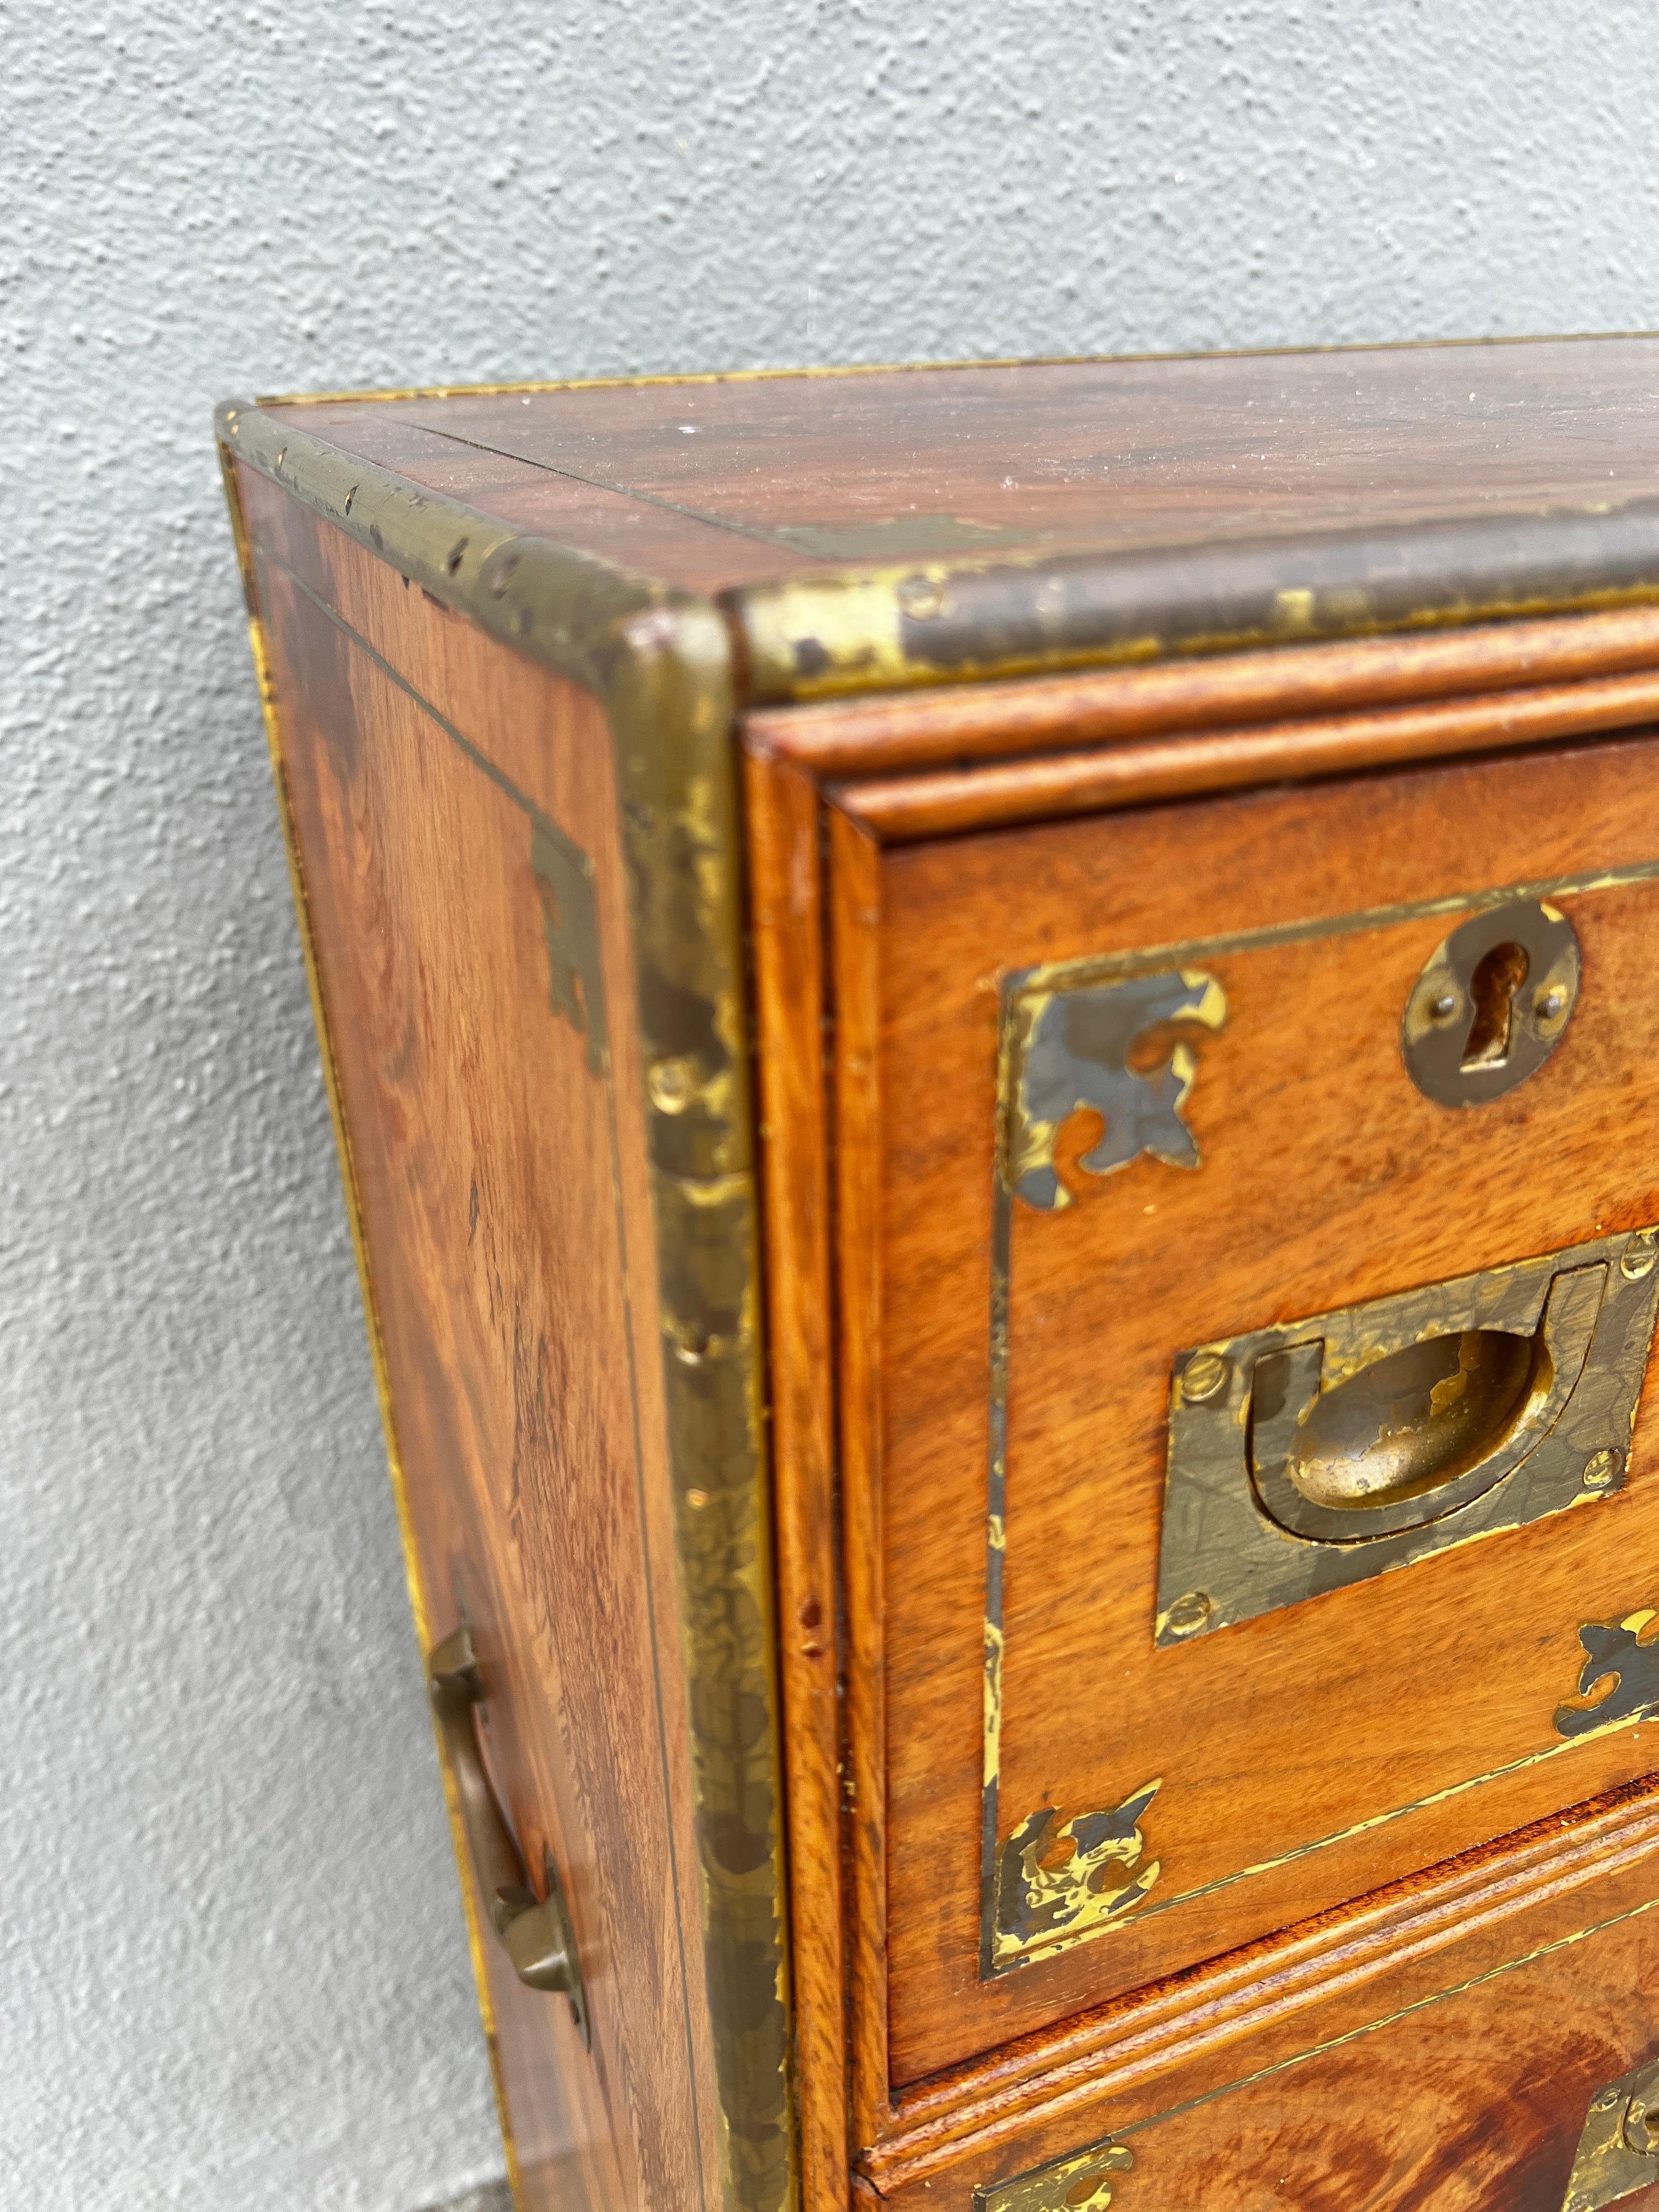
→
(427, 1627, 589, 2043)
(1563, 2054, 1659, 2210)
(1156, 1226, 1659, 1645)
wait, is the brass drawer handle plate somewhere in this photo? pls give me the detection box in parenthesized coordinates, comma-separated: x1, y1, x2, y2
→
(427, 1626, 590, 2045)
(1564, 2055, 1659, 2211)
(1156, 1226, 1659, 1645)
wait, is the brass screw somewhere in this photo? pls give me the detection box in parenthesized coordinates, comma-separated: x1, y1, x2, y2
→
(1534, 983, 1570, 1024)
(1428, 986, 1462, 1025)
(1623, 1241, 1657, 1282)
(1583, 1449, 1623, 1490)
(1181, 1351, 1229, 1404)
(1163, 1590, 1213, 1638)
(648, 1056, 699, 1114)
(897, 575, 946, 620)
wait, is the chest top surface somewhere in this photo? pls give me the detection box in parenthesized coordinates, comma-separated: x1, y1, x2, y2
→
(226, 335, 1659, 701)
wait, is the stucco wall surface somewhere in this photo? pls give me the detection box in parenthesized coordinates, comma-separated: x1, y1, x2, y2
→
(7, 3, 1659, 2208)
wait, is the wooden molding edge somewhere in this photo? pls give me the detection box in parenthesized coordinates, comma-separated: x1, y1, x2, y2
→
(746, 748, 850, 2212)
(746, 605, 1659, 778)
(859, 1777, 1659, 2195)
(827, 665, 1659, 842)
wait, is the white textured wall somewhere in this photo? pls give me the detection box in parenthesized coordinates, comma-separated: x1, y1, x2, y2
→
(8, 4, 1659, 2208)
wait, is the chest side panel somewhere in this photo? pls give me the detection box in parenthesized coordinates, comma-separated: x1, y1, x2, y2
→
(240, 473, 722, 2212)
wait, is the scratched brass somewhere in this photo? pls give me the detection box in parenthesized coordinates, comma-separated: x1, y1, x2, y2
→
(977, 2140, 1133, 2212)
(1156, 1226, 1659, 1646)
(1005, 967, 1227, 1211)
(1562, 2055, 1659, 2212)
(1556, 1605, 1659, 1739)
(991, 1780, 1162, 1971)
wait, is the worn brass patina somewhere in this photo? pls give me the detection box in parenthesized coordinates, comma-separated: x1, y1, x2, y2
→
(991, 1782, 1162, 1971)
(1556, 1608, 1659, 1739)
(1402, 896, 1581, 1108)
(428, 1627, 590, 2044)
(1006, 969, 1227, 1211)
(217, 400, 795, 2212)
(1156, 1227, 1659, 1645)
(985, 873, 1659, 1979)
(736, 499, 1659, 703)
(977, 2140, 1133, 2212)
(1562, 2055, 1659, 2211)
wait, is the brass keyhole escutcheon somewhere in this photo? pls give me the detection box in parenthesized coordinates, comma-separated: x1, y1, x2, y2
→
(1402, 896, 1580, 1107)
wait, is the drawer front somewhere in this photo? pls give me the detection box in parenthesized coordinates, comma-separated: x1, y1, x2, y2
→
(852, 733, 1659, 2082)
(872, 1807, 1659, 2212)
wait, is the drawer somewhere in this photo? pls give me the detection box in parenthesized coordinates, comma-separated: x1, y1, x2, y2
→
(864, 1785, 1659, 2211)
(818, 732, 1659, 2087)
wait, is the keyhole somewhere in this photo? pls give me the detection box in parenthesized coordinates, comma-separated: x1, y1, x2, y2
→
(1461, 940, 1530, 1069)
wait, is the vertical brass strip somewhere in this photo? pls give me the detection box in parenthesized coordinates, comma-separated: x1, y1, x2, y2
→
(603, 602, 798, 2212)
(215, 442, 525, 2209)
(218, 398, 801, 2212)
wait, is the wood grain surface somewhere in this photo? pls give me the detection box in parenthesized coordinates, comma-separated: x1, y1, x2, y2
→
(831, 672, 1659, 839)
(870, 1777, 1659, 2193)
(847, 735, 1659, 2086)
(242, 471, 721, 2212)
(871, 1799, 1659, 2210)
(266, 338, 1659, 600)
(831, 810, 894, 2154)
(745, 746, 848, 2212)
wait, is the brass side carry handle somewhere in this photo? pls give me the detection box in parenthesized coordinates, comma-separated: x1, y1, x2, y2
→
(427, 1626, 589, 2044)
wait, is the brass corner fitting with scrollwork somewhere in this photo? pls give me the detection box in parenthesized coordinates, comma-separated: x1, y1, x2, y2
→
(991, 1781, 1163, 1970)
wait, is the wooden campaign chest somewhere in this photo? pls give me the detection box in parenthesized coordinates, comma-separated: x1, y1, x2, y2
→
(218, 337, 1659, 2212)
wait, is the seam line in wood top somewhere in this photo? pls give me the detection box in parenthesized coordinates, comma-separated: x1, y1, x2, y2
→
(386, 411, 831, 559)
(251, 530, 714, 2200)
(975, 851, 1659, 1987)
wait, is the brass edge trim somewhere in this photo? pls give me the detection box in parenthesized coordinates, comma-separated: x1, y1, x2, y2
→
(215, 438, 526, 2208)
(224, 357, 1659, 713)
(253, 326, 1659, 410)
(217, 398, 691, 701)
(220, 430, 797, 2212)
(735, 512, 1659, 706)
(603, 600, 797, 2212)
